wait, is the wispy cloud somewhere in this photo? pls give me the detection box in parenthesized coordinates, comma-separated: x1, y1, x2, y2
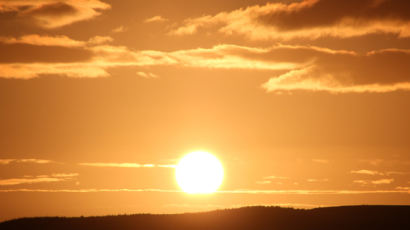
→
(307, 178, 329, 183)
(351, 169, 409, 176)
(0, 178, 62, 186)
(371, 178, 394, 185)
(0, 173, 78, 186)
(396, 186, 410, 190)
(0, 159, 53, 165)
(0, 34, 112, 47)
(51, 173, 79, 178)
(87, 36, 113, 45)
(350, 169, 384, 176)
(137, 71, 158, 79)
(218, 189, 409, 195)
(144, 15, 168, 23)
(353, 178, 395, 185)
(258, 175, 289, 184)
(79, 162, 175, 168)
(312, 159, 329, 164)
(0, 35, 85, 47)
(16, 159, 53, 164)
(112, 26, 126, 33)
(353, 180, 368, 185)
(264, 175, 289, 180)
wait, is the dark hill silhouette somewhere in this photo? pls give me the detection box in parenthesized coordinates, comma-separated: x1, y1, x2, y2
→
(1, 205, 410, 230)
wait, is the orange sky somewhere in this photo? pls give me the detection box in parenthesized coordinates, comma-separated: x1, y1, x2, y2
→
(1, 0, 410, 221)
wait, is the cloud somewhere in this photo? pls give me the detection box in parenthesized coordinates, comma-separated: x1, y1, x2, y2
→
(396, 186, 410, 190)
(0, 35, 86, 47)
(136, 71, 158, 79)
(170, 0, 410, 40)
(0, 159, 53, 164)
(0, 43, 298, 79)
(0, 0, 111, 29)
(0, 34, 106, 78)
(51, 173, 79, 178)
(0, 35, 114, 75)
(263, 69, 410, 94)
(0, 177, 62, 186)
(256, 180, 271, 184)
(0, 34, 113, 47)
(112, 26, 126, 33)
(306, 178, 329, 182)
(144, 15, 168, 23)
(257, 175, 289, 184)
(87, 36, 113, 45)
(264, 175, 289, 180)
(17, 159, 53, 164)
(1, 39, 409, 94)
(108, 44, 297, 71)
(353, 180, 368, 185)
(353, 178, 395, 185)
(79, 162, 176, 168)
(350, 169, 384, 176)
(134, 44, 410, 94)
(0, 63, 108, 79)
(218, 189, 408, 195)
(0, 173, 77, 186)
(262, 47, 410, 93)
(371, 178, 394, 185)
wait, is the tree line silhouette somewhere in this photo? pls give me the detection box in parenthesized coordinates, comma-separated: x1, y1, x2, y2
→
(1, 205, 409, 230)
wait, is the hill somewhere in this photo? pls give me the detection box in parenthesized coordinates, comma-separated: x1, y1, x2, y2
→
(1, 205, 409, 230)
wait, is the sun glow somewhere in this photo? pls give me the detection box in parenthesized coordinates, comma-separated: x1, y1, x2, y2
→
(175, 151, 224, 194)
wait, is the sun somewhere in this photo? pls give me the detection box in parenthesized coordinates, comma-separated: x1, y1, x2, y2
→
(175, 151, 224, 194)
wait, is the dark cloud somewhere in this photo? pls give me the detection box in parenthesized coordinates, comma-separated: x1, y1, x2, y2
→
(258, 0, 410, 31)
(316, 49, 410, 85)
(0, 0, 110, 29)
(217, 44, 410, 86)
(171, 0, 410, 40)
(262, 47, 410, 93)
(21, 2, 77, 18)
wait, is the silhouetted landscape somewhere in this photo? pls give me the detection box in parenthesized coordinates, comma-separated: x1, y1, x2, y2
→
(1, 205, 409, 230)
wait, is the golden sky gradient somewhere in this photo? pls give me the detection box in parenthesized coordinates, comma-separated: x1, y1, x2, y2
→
(1, 0, 410, 221)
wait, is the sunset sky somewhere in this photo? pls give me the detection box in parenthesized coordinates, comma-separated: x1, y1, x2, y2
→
(1, 0, 410, 221)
